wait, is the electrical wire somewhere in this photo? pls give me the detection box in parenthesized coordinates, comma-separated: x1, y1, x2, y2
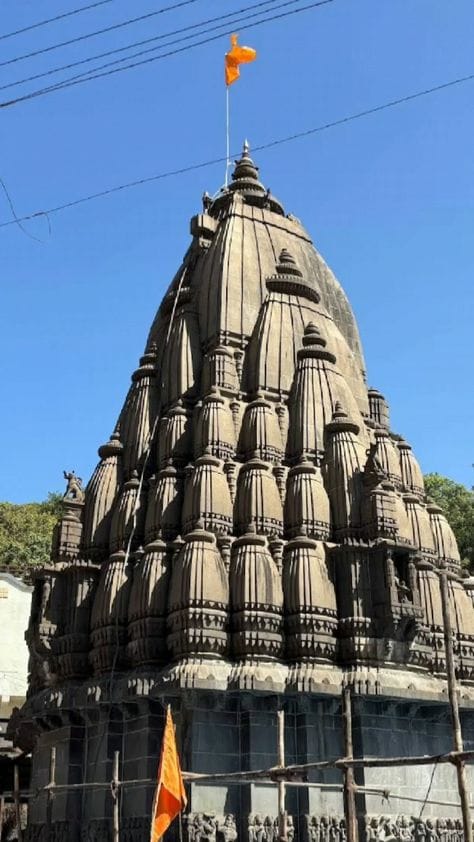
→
(0, 0, 336, 108)
(1, 69, 473, 231)
(0, 1, 116, 42)
(0, 0, 287, 92)
(0, 0, 203, 69)
(26, 0, 312, 86)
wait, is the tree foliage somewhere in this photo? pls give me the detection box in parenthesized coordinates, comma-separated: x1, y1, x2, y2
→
(0, 493, 63, 581)
(424, 473, 474, 570)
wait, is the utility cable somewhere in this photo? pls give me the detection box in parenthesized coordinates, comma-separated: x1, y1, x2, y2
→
(15, 0, 311, 89)
(0, 1, 116, 42)
(0, 0, 287, 92)
(0, 0, 203, 69)
(0, 0, 336, 108)
(0, 0, 288, 91)
(1, 70, 473, 231)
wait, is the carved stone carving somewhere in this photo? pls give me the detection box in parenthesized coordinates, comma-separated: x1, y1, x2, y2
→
(63, 470, 85, 502)
(248, 814, 295, 842)
(230, 531, 283, 659)
(168, 528, 229, 658)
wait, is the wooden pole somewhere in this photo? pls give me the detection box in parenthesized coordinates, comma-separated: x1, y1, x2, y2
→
(14, 763, 23, 842)
(46, 746, 56, 832)
(112, 750, 120, 842)
(439, 568, 473, 842)
(342, 688, 358, 842)
(277, 710, 288, 842)
(0, 794, 4, 839)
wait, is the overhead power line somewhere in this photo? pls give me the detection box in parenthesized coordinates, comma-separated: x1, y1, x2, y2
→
(0, 1, 116, 42)
(0, 0, 203, 68)
(0, 0, 288, 92)
(0, 0, 335, 108)
(1, 70, 473, 231)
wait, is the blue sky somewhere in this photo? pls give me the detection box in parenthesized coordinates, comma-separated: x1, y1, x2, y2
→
(1, 0, 473, 503)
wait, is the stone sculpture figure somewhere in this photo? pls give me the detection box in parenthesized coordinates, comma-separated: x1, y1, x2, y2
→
(218, 815, 238, 842)
(398, 816, 414, 842)
(414, 821, 427, 842)
(249, 815, 266, 842)
(63, 470, 85, 501)
(329, 817, 341, 842)
(308, 817, 321, 842)
(425, 820, 438, 842)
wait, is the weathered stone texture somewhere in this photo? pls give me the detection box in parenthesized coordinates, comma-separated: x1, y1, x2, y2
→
(17, 144, 474, 840)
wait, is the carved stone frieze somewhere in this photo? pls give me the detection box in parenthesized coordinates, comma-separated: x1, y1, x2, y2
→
(248, 813, 295, 842)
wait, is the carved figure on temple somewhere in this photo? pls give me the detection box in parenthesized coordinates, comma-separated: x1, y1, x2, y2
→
(414, 820, 427, 842)
(367, 817, 382, 842)
(329, 816, 341, 842)
(63, 470, 85, 501)
(397, 815, 414, 842)
(425, 819, 438, 842)
(364, 442, 386, 483)
(201, 814, 217, 842)
(286, 816, 295, 842)
(218, 815, 237, 842)
(394, 573, 412, 604)
(249, 815, 265, 842)
(320, 816, 330, 842)
(308, 816, 321, 842)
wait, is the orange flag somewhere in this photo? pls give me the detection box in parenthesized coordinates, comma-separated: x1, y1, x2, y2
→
(150, 706, 187, 842)
(225, 33, 257, 86)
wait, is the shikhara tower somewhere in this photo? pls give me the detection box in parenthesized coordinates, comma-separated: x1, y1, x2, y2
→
(18, 144, 474, 842)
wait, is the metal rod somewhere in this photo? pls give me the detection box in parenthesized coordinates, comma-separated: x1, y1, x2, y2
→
(277, 710, 287, 842)
(112, 750, 120, 842)
(342, 688, 358, 842)
(439, 568, 473, 842)
(13, 766, 23, 842)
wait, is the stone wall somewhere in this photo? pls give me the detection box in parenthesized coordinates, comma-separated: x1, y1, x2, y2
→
(23, 690, 474, 842)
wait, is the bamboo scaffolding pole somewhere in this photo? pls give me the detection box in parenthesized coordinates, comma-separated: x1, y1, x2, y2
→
(342, 688, 358, 842)
(277, 710, 288, 842)
(181, 749, 474, 782)
(39, 747, 474, 794)
(111, 750, 120, 842)
(14, 763, 23, 842)
(46, 747, 56, 832)
(439, 568, 473, 842)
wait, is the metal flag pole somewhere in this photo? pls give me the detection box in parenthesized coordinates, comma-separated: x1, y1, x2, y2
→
(225, 85, 230, 187)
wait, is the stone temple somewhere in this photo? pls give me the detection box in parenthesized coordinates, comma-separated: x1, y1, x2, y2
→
(17, 143, 474, 842)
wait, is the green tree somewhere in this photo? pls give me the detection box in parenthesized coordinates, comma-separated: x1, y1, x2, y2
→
(0, 493, 63, 581)
(424, 473, 474, 571)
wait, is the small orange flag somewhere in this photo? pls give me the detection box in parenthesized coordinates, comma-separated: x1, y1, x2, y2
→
(225, 33, 257, 86)
(150, 707, 187, 842)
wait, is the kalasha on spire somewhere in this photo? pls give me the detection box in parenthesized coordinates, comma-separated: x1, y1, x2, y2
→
(19, 142, 474, 841)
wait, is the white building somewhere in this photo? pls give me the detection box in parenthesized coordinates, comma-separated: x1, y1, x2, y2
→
(0, 572, 33, 729)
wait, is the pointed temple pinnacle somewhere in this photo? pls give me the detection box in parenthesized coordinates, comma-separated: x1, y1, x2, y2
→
(231, 142, 261, 186)
(302, 322, 327, 348)
(276, 248, 303, 277)
(333, 401, 347, 419)
(20, 135, 474, 837)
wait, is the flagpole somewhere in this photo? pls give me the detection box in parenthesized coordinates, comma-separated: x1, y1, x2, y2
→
(225, 84, 230, 187)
